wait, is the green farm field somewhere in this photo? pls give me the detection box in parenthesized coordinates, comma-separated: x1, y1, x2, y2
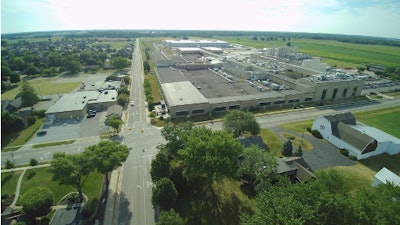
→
(217, 37, 400, 68)
(354, 106, 400, 138)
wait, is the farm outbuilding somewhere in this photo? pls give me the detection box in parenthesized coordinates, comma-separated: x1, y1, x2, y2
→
(372, 167, 400, 187)
(312, 112, 400, 159)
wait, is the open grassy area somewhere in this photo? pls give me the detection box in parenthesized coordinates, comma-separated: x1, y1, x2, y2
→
(1, 171, 22, 197)
(260, 128, 283, 157)
(140, 38, 163, 103)
(360, 153, 400, 175)
(2, 119, 43, 151)
(354, 106, 400, 138)
(280, 132, 313, 151)
(279, 119, 313, 133)
(316, 163, 376, 192)
(1, 77, 81, 101)
(17, 167, 103, 213)
(217, 37, 400, 68)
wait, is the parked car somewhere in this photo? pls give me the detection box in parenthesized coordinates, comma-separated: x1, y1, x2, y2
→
(87, 113, 96, 118)
(37, 130, 47, 136)
(130, 101, 135, 106)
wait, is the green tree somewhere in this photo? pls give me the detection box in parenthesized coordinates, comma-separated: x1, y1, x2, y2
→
(156, 209, 185, 225)
(160, 121, 193, 157)
(65, 60, 82, 74)
(10, 73, 21, 83)
(237, 145, 277, 192)
(50, 152, 93, 202)
(5, 159, 15, 169)
(1, 65, 11, 81)
(20, 187, 53, 220)
(150, 152, 171, 183)
(23, 64, 40, 75)
(108, 114, 124, 133)
(112, 57, 129, 70)
(282, 139, 293, 156)
(117, 86, 130, 95)
(18, 81, 40, 107)
(85, 141, 129, 185)
(241, 180, 314, 225)
(143, 60, 150, 73)
(117, 93, 129, 107)
(1, 111, 25, 134)
(152, 177, 178, 210)
(222, 110, 260, 138)
(29, 158, 38, 167)
(179, 127, 244, 188)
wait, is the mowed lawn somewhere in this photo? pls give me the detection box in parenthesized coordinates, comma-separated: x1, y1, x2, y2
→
(1, 78, 81, 100)
(218, 37, 400, 68)
(354, 106, 400, 138)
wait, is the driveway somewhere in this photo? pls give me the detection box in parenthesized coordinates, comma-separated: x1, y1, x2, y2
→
(270, 127, 355, 171)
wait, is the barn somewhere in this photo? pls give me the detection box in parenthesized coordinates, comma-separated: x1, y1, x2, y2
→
(312, 112, 400, 159)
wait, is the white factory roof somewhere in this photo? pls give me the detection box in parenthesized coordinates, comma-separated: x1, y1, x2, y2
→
(164, 40, 228, 44)
(161, 81, 209, 107)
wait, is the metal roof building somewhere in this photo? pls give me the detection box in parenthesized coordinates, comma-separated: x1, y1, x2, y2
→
(372, 167, 400, 187)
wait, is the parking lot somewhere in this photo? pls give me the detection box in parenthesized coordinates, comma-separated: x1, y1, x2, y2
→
(28, 111, 111, 145)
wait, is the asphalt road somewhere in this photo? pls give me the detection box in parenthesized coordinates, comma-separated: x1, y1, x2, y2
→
(116, 38, 165, 225)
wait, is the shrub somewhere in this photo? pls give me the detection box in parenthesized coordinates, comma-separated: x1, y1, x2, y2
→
(306, 127, 312, 132)
(339, 148, 349, 157)
(28, 116, 37, 126)
(33, 109, 46, 118)
(348, 155, 358, 161)
(311, 130, 323, 139)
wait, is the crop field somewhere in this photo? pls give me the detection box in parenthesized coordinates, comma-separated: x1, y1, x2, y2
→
(217, 37, 400, 68)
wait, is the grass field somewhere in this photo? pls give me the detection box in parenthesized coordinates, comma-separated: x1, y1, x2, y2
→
(140, 38, 163, 103)
(2, 119, 43, 151)
(260, 128, 283, 157)
(280, 132, 313, 151)
(316, 163, 375, 192)
(1, 78, 81, 101)
(354, 106, 400, 138)
(16, 167, 103, 213)
(217, 37, 400, 68)
(1, 171, 22, 197)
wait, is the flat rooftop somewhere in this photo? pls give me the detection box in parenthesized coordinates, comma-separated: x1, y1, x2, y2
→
(161, 81, 209, 107)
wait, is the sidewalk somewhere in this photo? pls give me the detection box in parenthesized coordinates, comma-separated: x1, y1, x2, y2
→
(103, 167, 122, 225)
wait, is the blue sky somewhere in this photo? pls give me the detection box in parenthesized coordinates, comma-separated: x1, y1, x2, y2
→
(2, 0, 400, 38)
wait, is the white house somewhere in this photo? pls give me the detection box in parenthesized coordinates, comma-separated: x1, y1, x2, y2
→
(312, 112, 400, 160)
(372, 167, 400, 187)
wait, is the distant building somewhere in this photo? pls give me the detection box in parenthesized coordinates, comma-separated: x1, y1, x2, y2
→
(372, 167, 400, 187)
(301, 58, 327, 72)
(277, 46, 291, 58)
(312, 112, 400, 159)
(163, 39, 229, 48)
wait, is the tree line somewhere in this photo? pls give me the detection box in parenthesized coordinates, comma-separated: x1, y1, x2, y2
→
(4, 30, 400, 47)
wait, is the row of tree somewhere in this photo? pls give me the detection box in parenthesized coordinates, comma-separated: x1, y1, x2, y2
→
(4, 30, 400, 47)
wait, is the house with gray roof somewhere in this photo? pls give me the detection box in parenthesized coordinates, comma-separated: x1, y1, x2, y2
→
(312, 112, 400, 159)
